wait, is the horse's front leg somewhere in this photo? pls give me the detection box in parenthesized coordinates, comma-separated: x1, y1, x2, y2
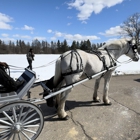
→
(93, 77, 101, 102)
(103, 71, 113, 105)
(57, 89, 72, 120)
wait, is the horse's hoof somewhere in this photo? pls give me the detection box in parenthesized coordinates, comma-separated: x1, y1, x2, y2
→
(60, 115, 70, 120)
(93, 98, 101, 103)
(93, 99, 101, 103)
(104, 102, 112, 106)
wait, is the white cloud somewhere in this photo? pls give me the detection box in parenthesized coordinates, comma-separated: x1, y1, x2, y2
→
(56, 6, 60, 10)
(67, 22, 72, 26)
(49, 30, 100, 42)
(99, 26, 127, 37)
(50, 37, 57, 41)
(21, 35, 31, 39)
(33, 36, 46, 41)
(47, 29, 52, 33)
(1, 33, 9, 37)
(55, 31, 63, 37)
(64, 34, 73, 40)
(81, 21, 87, 24)
(67, 0, 124, 21)
(13, 34, 20, 38)
(67, 34, 100, 41)
(31, 31, 34, 34)
(67, 16, 73, 19)
(13, 34, 31, 39)
(22, 25, 34, 31)
(0, 13, 13, 29)
(0, 37, 15, 42)
(105, 38, 119, 43)
(5, 34, 46, 42)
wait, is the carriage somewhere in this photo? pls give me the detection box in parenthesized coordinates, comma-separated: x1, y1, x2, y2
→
(0, 38, 139, 140)
(0, 66, 119, 140)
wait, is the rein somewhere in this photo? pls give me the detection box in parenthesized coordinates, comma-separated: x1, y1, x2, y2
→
(104, 48, 133, 65)
(100, 40, 137, 65)
(8, 59, 57, 70)
(8, 65, 25, 70)
(115, 41, 138, 64)
(112, 58, 132, 64)
(103, 48, 133, 64)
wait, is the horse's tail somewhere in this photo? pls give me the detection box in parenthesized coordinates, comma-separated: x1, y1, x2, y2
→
(53, 57, 63, 88)
(43, 57, 63, 107)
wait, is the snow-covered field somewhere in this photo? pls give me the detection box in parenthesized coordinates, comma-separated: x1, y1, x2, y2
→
(0, 54, 59, 82)
(0, 54, 140, 82)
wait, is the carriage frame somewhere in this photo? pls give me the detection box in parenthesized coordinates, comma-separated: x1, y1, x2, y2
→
(0, 66, 118, 140)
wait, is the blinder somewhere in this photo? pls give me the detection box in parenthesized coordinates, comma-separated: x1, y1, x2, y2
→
(132, 44, 137, 53)
(126, 41, 138, 54)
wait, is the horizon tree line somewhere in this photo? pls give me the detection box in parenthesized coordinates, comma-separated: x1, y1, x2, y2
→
(0, 39, 104, 54)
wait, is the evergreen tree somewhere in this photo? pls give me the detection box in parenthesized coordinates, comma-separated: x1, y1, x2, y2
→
(62, 39, 69, 52)
(57, 40, 61, 53)
(76, 41, 80, 49)
(71, 40, 77, 50)
(87, 39, 92, 51)
(92, 43, 97, 50)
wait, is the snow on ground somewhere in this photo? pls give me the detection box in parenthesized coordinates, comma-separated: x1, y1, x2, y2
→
(0, 54, 60, 82)
(115, 55, 140, 75)
(0, 54, 140, 82)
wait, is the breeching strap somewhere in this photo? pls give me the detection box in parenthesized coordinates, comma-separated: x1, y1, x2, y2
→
(61, 50, 83, 76)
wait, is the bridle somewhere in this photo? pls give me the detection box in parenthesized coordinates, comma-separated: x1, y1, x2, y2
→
(125, 41, 138, 55)
(104, 41, 138, 65)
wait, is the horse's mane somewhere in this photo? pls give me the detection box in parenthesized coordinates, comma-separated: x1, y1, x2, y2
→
(99, 38, 129, 50)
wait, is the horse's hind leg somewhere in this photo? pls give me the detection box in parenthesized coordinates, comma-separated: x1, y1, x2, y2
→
(93, 77, 101, 102)
(57, 74, 81, 120)
(57, 89, 72, 120)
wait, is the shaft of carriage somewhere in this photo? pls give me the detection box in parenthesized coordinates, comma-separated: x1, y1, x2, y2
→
(32, 65, 120, 103)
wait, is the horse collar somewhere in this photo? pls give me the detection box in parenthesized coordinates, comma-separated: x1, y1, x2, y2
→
(104, 47, 117, 67)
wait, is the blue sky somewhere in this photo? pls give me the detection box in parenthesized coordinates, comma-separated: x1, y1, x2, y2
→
(0, 0, 139, 46)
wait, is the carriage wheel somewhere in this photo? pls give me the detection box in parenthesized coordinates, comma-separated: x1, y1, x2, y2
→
(0, 101, 44, 140)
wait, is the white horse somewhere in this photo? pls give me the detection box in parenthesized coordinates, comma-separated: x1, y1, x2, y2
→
(50, 39, 139, 120)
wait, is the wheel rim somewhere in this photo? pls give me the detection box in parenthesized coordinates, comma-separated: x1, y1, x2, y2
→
(0, 101, 44, 140)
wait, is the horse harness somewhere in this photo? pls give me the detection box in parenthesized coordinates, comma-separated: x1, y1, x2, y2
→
(61, 49, 116, 78)
(90, 50, 117, 70)
(60, 41, 138, 77)
(61, 50, 83, 76)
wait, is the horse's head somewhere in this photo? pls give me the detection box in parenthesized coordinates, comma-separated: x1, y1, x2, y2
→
(125, 40, 139, 61)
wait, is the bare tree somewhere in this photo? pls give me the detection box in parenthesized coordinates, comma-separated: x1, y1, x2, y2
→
(121, 13, 140, 52)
